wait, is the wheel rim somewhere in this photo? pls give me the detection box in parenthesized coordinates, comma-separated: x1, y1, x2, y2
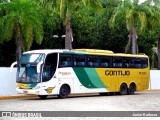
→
(122, 85, 126, 91)
(130, 85, 135, 93)
(61, 88, 67, 95)
(61, 86, 68, 96)
(120, 84, 127, 95)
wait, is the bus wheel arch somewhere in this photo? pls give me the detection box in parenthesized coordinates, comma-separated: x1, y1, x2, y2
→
(58, 84, 71, 99)
(128, 82, 136, 95)
(119, 83, 128, 95)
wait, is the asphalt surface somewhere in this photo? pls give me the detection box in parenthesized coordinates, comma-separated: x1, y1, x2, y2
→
(0, 91, 160, 120)
(1, 91, 160, 111)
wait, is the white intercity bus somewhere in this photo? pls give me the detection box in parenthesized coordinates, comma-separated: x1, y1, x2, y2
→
(10, 49, 150, 99)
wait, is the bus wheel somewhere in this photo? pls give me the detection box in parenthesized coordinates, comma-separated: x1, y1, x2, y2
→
(120, 83, 128, 95)
(58, 85, 70, 99)
(38, 95, 48, 99)
(128, 83, 136, 95)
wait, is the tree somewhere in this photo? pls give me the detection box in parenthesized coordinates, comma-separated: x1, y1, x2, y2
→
(158, 31, 160, 69)
(53, 0, 102, 50)
(144, 0, 160, 69)
(72, 1, 128, 52)
(32, 0, 63, 49)
(0, 0, 43, 67)
(0, 0, 9, 3)
(109, 0, 160, 54)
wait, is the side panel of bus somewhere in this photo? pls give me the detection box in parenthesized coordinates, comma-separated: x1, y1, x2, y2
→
(55, 68, 108, 94)
(55, 52, 150, 95)
(96, 68, 149, 92)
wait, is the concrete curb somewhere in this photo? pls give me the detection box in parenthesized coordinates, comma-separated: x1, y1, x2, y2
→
(0, 95, 37, 100)
(0, 90, 159, 100)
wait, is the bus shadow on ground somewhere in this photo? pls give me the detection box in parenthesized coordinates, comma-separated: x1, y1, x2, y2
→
(23, 92, 143, 100)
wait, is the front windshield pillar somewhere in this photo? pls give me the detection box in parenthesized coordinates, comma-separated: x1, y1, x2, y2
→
(37, 61, 43, 73)
(16, 53, 45, 84)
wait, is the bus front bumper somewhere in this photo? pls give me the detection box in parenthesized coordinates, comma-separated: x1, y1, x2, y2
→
(16, 87, 41, 95)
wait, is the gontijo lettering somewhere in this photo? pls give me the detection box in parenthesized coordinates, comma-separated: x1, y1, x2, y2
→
(105, 70, 130, 76)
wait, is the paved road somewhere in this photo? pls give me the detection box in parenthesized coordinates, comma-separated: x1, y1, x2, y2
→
(1, 91, 160, 111)
(0, 91, 160, 120)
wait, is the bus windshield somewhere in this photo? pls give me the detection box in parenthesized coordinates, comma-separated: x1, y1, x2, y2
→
(17, 64, 40, 83)
(21, 54, 44, 63)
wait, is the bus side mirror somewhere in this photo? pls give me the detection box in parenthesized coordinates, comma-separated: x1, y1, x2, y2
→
(37, 61, 43, 73)
(10, 61, 17, 72)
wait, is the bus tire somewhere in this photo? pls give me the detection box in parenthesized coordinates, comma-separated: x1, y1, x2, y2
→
(128, 83, 136, 95)
(58, 85, 70, 99)
(120, 83, 128, 95)
(38, 95, 48, 99)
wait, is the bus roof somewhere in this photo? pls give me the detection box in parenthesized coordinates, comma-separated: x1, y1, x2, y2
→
(23, 49, 69, 54)
(73, 49, 114, 54)
(23, 49, 148, 58)
(72, 49, 148, 58)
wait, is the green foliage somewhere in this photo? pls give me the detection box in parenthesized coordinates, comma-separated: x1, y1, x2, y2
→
(0, 0, 7, 3)
(138, 31, 157, 57)
(109, 0, 160, 54)
(0, 0, 43, 51)
(72, 8, 100, 48)
(72, 3, 128, 52)
(0, 0, 160, 67)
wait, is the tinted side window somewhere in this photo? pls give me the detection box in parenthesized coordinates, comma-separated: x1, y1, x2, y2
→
(87, 56, 99, 67)
(124, 57, 148, 68)
(134, 59, 141, 68)
(113, 57, 123, 68)
(141, 58, 148, 68)
(124, 58, 135, 68)
(123, 58, 129, 68)
(59, 54, 72, 67)
(101, 56, 110, 67)
(130, 58, 143, 68)
(73, 55, 86, 67)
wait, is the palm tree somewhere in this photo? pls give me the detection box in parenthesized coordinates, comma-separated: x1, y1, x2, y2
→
(53, 0, 102, 50)
(144, 0, 160, 69)
(0, 0, 43, 67)
(0, 0, 10, 3)
(110, 0, 160, 54)
(158, 31, 160, 69)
